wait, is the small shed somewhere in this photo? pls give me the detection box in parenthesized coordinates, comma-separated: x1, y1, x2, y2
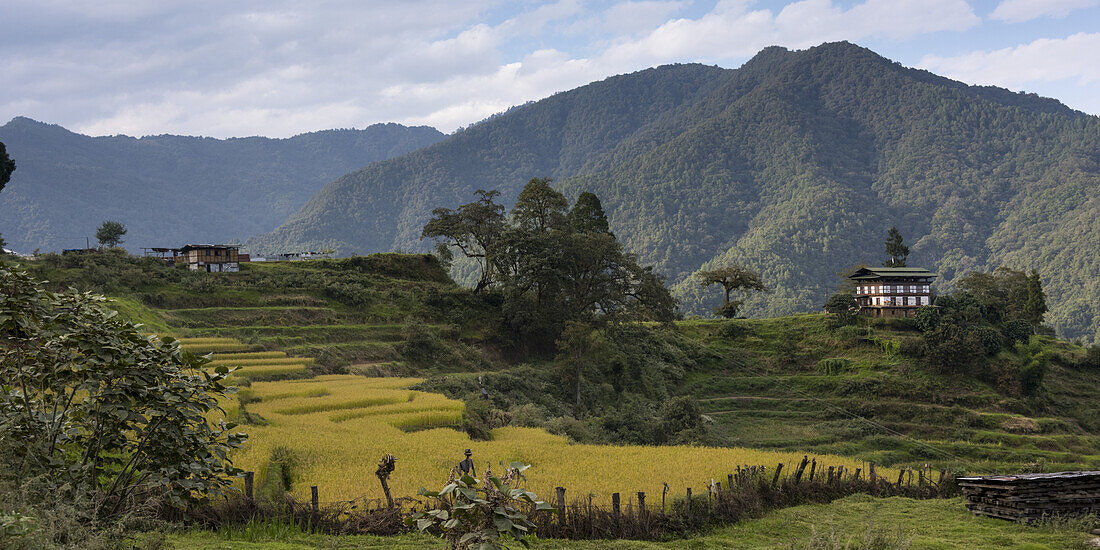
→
(178, 244, 240, 273)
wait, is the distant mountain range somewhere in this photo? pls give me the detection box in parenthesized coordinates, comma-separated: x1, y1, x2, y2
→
(251, 42, 1099, 343)
(0, 117, 443, 252)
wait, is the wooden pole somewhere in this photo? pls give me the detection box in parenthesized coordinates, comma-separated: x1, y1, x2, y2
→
(896, 469, 905, 486)
(612, 493, 621, 518)
(869, 462, 877, 484)
(809, 459, 817, 482)
(244, 471, 254, 501)
(854, 468, 861, 481)
(686, 487, 692, 507)
(637, 492, 646, 516)
(311, 485, 319, 514)
(556, 487, 566, 523)
(728, 473, 734, 490)
(794, 456, 808, 483)
(772, 463, 784, 486)
(939, 469, 947, 485)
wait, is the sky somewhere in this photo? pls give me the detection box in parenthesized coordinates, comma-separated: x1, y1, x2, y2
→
(1, 0, 1098, 138)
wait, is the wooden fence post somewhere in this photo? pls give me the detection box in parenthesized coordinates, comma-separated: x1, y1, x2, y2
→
(794, 456, 808, 483)
(907, 469, 913, 486)
(612, 493, 621, 517)
(311, 485, 319, 515)
(637, 492, 646, 517)
(918, 469, 925, 487)
(869, 462, 877, 484)
(728, 473, 734, 490)
(938, 469, 947, 485)
(685, 487, 692, 507)
(828, 466, 835, 483)
(896, 469, 905, 486)
(555, 487, 566, 524)
(772, 463, 784, 486)
(244, 471, 254, 501)
(809, 459, 817, 482)
(854, 468, 861, 482)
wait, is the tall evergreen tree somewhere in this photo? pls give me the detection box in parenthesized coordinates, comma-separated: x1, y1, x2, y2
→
(568, 192, 611, 234)
(1025, 270, 1047, 325)
(884, 227, 909, 267)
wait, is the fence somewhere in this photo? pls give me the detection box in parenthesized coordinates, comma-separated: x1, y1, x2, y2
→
(199, 457, 955, 541)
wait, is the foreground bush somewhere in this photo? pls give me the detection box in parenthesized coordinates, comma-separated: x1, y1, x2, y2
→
(0, 264, 246, 520)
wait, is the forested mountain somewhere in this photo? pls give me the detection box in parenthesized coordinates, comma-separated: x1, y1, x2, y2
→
(0, 117, 443, 252)
(254, 42, 1100, 344)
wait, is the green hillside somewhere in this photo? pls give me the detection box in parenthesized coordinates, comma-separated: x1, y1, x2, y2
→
(0, 117, 444, 253)
(252, 42, 1100, 344)
(15, 252, 1100, 475)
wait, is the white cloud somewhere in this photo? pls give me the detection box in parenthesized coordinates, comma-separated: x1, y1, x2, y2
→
(990, 0, 1100, 23)
(918, 32, 1100, 88)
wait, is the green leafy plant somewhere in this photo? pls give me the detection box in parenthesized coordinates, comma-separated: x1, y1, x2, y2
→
(0, 264, 246, 517)
(407, 461, 552, 549)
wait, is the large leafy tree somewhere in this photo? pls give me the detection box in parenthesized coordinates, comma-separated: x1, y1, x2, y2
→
(421, 190, 506, 293)
(95, 220, 127, 248)
(884, 226, 908, 267)
(0, 265, 246, 516)
(695, 265, 768, 318)
(425, 179, 675, 353)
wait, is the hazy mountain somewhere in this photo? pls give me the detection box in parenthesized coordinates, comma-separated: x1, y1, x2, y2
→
(0, 117, 444, 252)
(246, 43, 1100, 343)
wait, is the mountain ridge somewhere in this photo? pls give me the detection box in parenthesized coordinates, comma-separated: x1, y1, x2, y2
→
(252, 42, 1099, 343)
(0, 117, 445, 252)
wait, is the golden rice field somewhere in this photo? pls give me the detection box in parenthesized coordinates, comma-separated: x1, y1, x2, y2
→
(174, 337, 313, 381)
(225, 375, 898, 507)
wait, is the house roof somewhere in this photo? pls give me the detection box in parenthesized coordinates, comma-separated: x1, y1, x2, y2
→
(849, 267, 937, 280)
(179, 244, 239, 252)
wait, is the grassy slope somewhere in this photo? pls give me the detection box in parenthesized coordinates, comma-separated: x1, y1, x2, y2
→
(164, 495, 1093, 549)
(677, 315, 1100, 474)
(20, 254, 1100, 475)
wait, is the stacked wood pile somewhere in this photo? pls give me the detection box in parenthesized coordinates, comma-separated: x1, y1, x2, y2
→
(958, 471, 1100, 521)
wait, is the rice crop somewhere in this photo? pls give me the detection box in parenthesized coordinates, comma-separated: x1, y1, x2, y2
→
(229, 364, 310, 381)
(228, 376, 898, 507)
(208, 357, 315, 367)
(212, 351, 288, 360)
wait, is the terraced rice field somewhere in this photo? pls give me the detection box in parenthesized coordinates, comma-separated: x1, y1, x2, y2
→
(225, 375, 895, 507)
(177, 337, 313, 381)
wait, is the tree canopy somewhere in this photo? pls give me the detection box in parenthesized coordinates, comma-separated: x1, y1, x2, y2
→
(695, 265, 768, 318)
(96, 220, 127, 248)
(424, 179, 676, 352)
(884, 226, 909, 267)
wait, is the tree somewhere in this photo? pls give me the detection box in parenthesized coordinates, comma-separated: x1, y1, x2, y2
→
(422, 190, 506, 293)
(95, 220, 127, 248)
(568, 191, 610, 234)
(884, 226, 908, 267)
(0, 140, 15, 194)
(1024, 270, 1047, 325)
(0, 265, 245, 516)
(510, 177, 567, 232)
(695, 265, 768, 318)
(823, 292, 859, 325)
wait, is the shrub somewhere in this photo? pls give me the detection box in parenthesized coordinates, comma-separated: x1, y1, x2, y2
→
(407, 462, 552, 550)
(508, 404, 547, 427)
(971, 326, 1003, 355)
(462, 398, 492, 441)
(1083, 345, 1100, 369)
(1003, 319, 1034, 344)
(913, 306, 940, 332)
(834, 325, 867, 344)
(660, 396, 704, 441)
(0, 265, 245, 517)
(818, 357, 853, 375)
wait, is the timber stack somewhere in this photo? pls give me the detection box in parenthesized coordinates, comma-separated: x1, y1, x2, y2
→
(958, 471, 1100, 521)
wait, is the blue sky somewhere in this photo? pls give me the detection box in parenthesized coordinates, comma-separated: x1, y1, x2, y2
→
(1, 0, 1097, 138)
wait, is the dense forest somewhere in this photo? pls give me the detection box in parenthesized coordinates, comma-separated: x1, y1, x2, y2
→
(254, 42, 1100, 344)
(0, 117, 443, 252)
